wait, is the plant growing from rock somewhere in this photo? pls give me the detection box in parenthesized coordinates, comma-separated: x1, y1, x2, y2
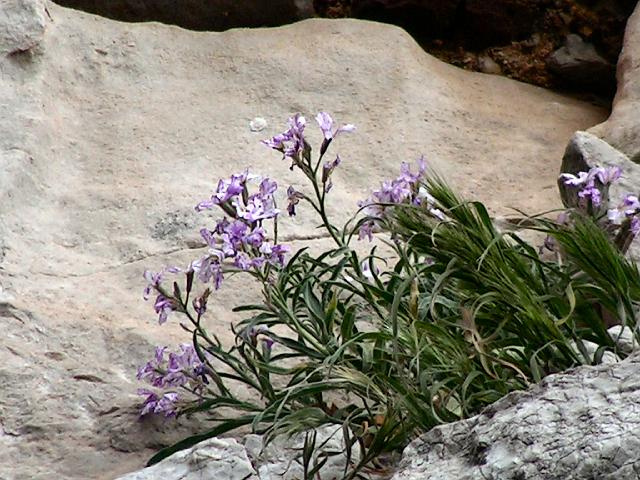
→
(138, 113, 640, 478)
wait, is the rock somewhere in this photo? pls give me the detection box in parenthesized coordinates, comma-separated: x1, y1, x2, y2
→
(558, 130, 640, 211)
(0, 0, 47, 56)
(115, 426, 361, 479)
(477, 54, 501, 75)
(0, 2, 606, 478)
(243, 425, 362, 479)
(608, 325, 638, 355)
(51, 0, 315, 30)
(547, 34, 615, 94)
(590, 3, 640, 163)
(114, 437, 258, 480)
(391, 352, 640, 480)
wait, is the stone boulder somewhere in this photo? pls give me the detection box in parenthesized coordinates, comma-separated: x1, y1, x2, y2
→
(547, 34, 616, 94)
(558, 130, 640, 210)
(392, 352, 640, 480)
(115, 426, 360, 480)
(0, 1, 606, 478)
(590, 2, 640, 163)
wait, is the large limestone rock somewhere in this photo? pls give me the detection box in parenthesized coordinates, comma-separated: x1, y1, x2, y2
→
(590, 3, 640, 163)
(0, 1, 606, 478)
(392, 352, 640, 480)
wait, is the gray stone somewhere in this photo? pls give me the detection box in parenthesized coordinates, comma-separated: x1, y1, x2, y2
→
(114, 437, 258, 480)
(590, 3, 640, 162)
(392, 353, 640, 480)
(558, 130, 640, 210)
(547, 34, 615, 92)
(243, 425, 363, 480)
(0, 0, 47, 56)
(0, 1, 607, 478)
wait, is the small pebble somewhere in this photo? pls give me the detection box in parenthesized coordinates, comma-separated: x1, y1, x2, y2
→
(250, 117, 267, 132)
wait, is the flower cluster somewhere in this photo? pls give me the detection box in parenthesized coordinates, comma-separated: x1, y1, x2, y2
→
(192, 171, 289, 287)
(139, 111, 354, 418)
(262, 113, 308, 168)
(358, 157, 444, 241)
(559, 166, 621, 208)
(608, 194, 640, 236)
(137, 344, 208, 417)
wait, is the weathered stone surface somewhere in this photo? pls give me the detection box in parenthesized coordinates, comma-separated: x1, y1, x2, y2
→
(115, 437, 258, 480)
(547, 34, 615, 93)
(391, 352, 640, 480)
(52, 0, 315, 31)
(243, 425, 362, 479)
(0, 0, 47, 56)
(0, 1, 606, 478)
(558, 130, 640, 210)
(590, 2, 640, 163)
(115, 426, 361, 479)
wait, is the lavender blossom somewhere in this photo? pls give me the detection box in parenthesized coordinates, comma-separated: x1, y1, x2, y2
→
(154, 294, 177, 325)
(196, 171, 249, 211)
(358, 158, 435, 240)
(286, 186, 305, 216)
(138, 389, 179, 418)
(262, 114, 307, 163)
(322, 155, 341, 193)
(315, 112, 356, 155)
(143, 266, 180, 300)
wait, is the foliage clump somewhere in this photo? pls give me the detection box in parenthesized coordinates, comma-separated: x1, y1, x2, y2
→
(138, 113, 640, 477)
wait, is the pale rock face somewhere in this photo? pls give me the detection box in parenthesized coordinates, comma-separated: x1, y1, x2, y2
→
(590, 3, 640, 163)
(391, 352, 640, 480)
(0, 1, 607, 478)
(0, 0, 47, 56)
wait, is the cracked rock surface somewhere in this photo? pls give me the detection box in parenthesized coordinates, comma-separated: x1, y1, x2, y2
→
(0, 1, 607, 478)
(391, 352, 640, 480)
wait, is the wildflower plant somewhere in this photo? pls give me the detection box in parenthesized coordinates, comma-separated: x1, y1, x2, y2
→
(138, 113, 640, 477)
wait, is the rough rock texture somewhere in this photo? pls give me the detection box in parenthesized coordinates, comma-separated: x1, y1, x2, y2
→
(548, 34, 615, 92)
(0, 1, 607, 478)
(115, 426, 360, 480)
(115, 437, 258, 480)
(52, 0, 315, 31)
(558, 130, 640, 210)
(0, 0, 47, 56)
(590, 2, 640, 162)
(391, 352, 640, 480)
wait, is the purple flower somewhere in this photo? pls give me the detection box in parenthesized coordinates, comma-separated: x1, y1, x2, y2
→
(322, 155, 341, 192)
(559, 171, 591, 187)
(191, 254, 224, 289)
(260, 242, 290, 266)
(315, 112, 355, 155)
(262, 114, 307, 161)
(608, 194, 640, 225)
(358, 221, 375, 242)
(234, 195, 279, 222)
(245, 226, 266, 248)
(286, 186, 305, 217)
(234, 252, 253, 271)
(595, 166, 622, 185)
(631, 217, 640, 236)
(154, 294, 177, 325)
(195, 171, 249, 211)
(577, 184, 602, 207)
(143, 266, 180, 300)
(138, 389, 179, 418)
